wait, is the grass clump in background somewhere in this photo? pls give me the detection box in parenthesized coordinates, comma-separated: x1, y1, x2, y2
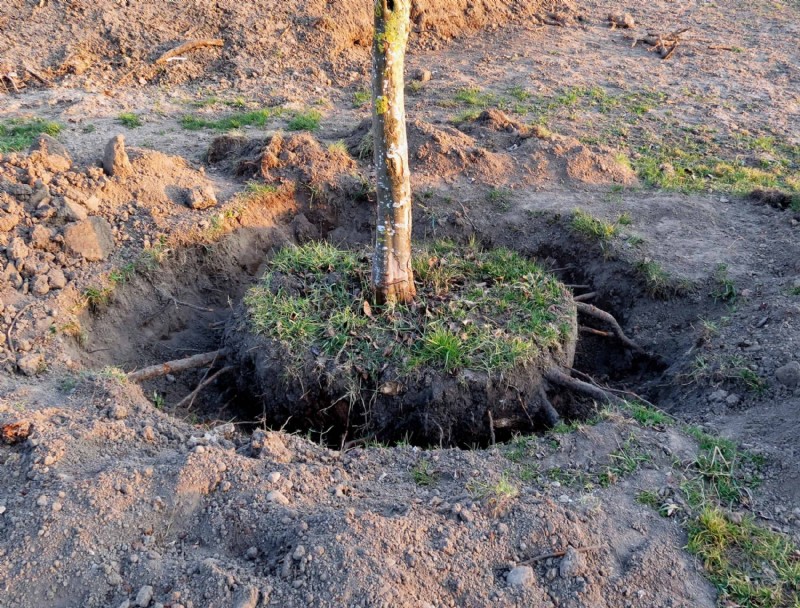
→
(0, 118, 62, 152)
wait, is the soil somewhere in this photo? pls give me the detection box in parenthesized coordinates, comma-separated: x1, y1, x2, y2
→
(1, 0, 799, 605)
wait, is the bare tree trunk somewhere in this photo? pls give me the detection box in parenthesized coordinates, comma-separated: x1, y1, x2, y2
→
(371, 0, 416, 305)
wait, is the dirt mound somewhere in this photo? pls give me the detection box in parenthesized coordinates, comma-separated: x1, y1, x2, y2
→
(457, 110, 637, 187)
(0, 135, 223, 375)
(0, 0, 574, 90)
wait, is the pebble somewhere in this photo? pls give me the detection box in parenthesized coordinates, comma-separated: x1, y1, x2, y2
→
(36, 495, 48, 507)
(725, 394, 740, 406)
(268, 471, 281, 484)
(292, 545, 306, 560)
(267, 490, 290, 505)
(559, 547, 586, 578)
(52, 501, 62, 512)
(135, 585, 154, 607)
(506, 566, 534, 587)
(775, 361, 800, 387)
(246, 546, 259, 560)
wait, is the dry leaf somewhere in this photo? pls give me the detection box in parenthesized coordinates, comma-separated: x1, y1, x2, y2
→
(379, 381, 405, 396)
(363, 300, 373, 318)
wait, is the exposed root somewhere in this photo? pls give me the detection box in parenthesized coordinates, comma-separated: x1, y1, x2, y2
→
(175, 365, 235, 409)
(575, 302, 654, 359)
(127, 349, 229, 382)
(544, 368, 625, 406)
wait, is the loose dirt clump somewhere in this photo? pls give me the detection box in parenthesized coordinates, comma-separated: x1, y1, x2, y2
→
(459, 110, 637, 187)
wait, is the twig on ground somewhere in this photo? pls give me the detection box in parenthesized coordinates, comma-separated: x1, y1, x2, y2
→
(520, 544, 605, 565)
(156, 287, 214, 313)
(24, 65, 51, 86)
(155, 39, 224, 65)
(573, 292, 597, 302)
(128, 349, 229, 382)
(7, 302, 33, 355)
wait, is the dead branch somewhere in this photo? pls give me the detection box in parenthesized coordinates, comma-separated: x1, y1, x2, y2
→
(128, 349, 229, 382)
(175, 366, 234, 409)
(545, 368, 624, 405)
(575, 302, 649, 357)
(7, 302, 33, 355)
(520, 544, 605, 565)
(627, 27, 689, 60)
(155, 39, 224, 65)
(573, 292, 597, 302)
(24, 65, 51, 87)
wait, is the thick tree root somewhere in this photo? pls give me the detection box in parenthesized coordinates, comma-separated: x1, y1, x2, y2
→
(544, 368, 625, 406)
(128, 349, 228, 382)
(575, 302, 663, 364)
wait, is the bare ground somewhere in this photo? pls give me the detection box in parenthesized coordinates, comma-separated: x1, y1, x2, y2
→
(1, 0, 799, 606)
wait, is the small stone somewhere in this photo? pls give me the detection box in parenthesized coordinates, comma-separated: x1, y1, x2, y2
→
(17, 353, 44, 376)
(36, 495, 49, 507)
(30, 225, 54, 249)
(559, 547, 586, 578)
(608, 12, 635, 28)
(233, 586, 259, 608)
(415, 69, 432, 82)
(52, 501, 62, 512)
(48, 268, 67, 289)
(103, 135, 133, 178)
(775, 362, 800, 387)
(458, 508, 474, 523)
(267, 490, 290, 505)
(268, 471, 281, 484)
(31, 275, 50, 296)
(63, 217, 115, 261)
(506, 566, 534, 587)
(135, 585, 154, 607)
(292, 545, 306, 560)
(709, 389, 728, 402)
(117, 601, 131, 608)
(185, 186, 217, 210)
(109, 404, 129, 420)
(725, 394, 740, 406)
(58, 197, 89, 222)
(246, 546, 259, 559)
(7, 237, 29, 262)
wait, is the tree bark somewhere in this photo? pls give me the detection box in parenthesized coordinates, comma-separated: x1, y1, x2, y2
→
(371, 0, 416, 305)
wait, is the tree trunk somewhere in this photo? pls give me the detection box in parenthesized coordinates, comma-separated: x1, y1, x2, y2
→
(371, 0, 416, 305)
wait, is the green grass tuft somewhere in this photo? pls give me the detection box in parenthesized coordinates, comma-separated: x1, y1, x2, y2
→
(0, 118, 62, 152)
(571, 209, 617, 241)
(180, 107, 283, 131)
(687, 507, 799, 607)
(287, 110, 322, 132)
(118, 112, 143, 128)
